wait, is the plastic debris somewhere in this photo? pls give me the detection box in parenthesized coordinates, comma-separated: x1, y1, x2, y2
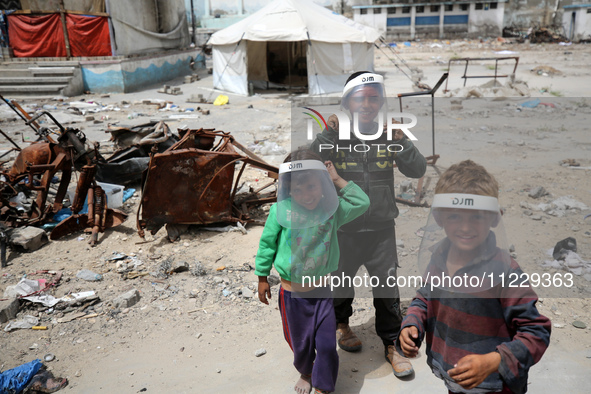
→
(213, 94, 229, 106)
(4, 315, 39, 332)
(520, 98, 540, 108)
(553, 237, 577, 260)
(76, 269, 103, 281)
(0, 359, 43, 392)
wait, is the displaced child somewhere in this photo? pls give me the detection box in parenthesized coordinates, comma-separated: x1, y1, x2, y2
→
(398, 160, 551, 394)
(255, 149, 369, 394)
(310, 71, 425, 377)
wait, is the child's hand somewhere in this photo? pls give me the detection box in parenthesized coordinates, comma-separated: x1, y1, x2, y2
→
(258, 279, 271, 305)
(383, 117, 405, 141)
(325, 161, 347, 190)
(448, 352, 502, 389)
(399, 326, 420, 358)
(327, 114, 339, 131)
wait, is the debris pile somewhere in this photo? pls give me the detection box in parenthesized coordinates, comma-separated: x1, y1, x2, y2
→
(137, 128, 278, 241)
(529, 26, 568, 44)
(444, 77, 532, 98)
(520, 195, 588, 218)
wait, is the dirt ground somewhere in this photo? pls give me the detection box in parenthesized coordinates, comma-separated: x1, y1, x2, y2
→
(1, 39, 590, 393)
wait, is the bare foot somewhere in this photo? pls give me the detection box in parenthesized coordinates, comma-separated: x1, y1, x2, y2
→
(294, 374, 312, 394)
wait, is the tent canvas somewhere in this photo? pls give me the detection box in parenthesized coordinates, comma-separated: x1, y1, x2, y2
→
(207, 0, 381, 96)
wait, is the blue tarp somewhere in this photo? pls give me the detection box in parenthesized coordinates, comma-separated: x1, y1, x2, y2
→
(0, 359, 42, 394)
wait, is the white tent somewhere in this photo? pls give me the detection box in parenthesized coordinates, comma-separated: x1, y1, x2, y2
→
(207, 0, 381, 96)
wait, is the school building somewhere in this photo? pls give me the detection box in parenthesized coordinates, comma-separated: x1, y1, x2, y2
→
(353, 1, 506, 40)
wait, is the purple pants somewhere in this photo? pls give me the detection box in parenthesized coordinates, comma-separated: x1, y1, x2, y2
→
(449, 384, 512, 394)
(278, 286, 338, 392)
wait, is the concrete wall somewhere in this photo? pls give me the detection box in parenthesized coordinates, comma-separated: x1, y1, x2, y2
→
(468, 3, 505, 36)
(562, 6, 591, 42)
(159, 0, 188, 33)
(80, 49, 197, 93)
(354, 3, 504, 40)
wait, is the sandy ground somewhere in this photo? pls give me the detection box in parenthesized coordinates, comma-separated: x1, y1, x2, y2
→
(1, 39, 590, 393)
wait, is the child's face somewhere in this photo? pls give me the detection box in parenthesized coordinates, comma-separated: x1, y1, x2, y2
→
(291, 175, 323, 210)
(437, 208, 497, 254)
(347, 86, 383, 125)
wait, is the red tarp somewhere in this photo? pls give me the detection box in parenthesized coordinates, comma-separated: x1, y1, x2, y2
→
(7, 14, 66, 57)
(66, 14, 111, 57)
(7, 13, 111, 58)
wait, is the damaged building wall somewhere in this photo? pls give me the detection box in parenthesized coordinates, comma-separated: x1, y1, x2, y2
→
(468, 3, 505, 36)
(504, 0, 561, 27)
(354, 2, 505, 40)
(352, 0, 585, 39)
(107, 0, 190, 56)
(562, 4, 591, 42)
(157, 0, 187, 33)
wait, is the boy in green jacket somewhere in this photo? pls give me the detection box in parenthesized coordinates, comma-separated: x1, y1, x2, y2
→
(255, 149, 369, 394)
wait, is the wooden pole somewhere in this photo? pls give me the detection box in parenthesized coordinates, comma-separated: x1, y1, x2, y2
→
(58, 0, 71, 58)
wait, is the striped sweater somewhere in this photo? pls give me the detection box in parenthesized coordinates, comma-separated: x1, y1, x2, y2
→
(398, 235, 551, 393)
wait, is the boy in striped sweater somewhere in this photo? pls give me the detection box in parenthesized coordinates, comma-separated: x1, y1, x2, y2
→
(397, 160, 551, 393)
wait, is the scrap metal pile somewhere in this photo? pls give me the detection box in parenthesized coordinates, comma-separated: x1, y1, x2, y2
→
(502, 24, 568, 43)
(137, 127, 278, 241)
(0, 95, 278, 265)
(0, 95, 128, 257)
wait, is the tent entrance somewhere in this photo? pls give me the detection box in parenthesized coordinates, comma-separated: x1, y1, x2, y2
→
(247, 40, 308, 93)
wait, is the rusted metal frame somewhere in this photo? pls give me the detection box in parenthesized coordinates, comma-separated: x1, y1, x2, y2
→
(443, 57, 519, 92)
(240, 156, 279, 179)
(0, 128, 22, 152)
(135, 148, 160, 239)
(88, 186, 108, 246)
(195, 157, 243, 223)
(233, 194, 277, 222)
(12, 102, 41, 132)
(71, 165, 96, 213)
(26, 111, 66, 135)
(252, 180, 276, 195)
(231, 139, 268, 164)
(52, 163, 71, 214)
(230, 161, 248, 204)
(168, 127, 212, 151)
(136, 128, 279, 236)
(0, 95, 43, 137)
(28, 152, 68, 222)
(212, 132, 234, 152)
(395, 196, 429, 208)
(0, 149, 17, 162)
(0, 181, 18, 197)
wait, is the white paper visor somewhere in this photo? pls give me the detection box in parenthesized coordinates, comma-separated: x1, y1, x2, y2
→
(341, 73, 386, 111)
(342, 73, 385, 98)
(414, 193, 513, 297)
(276, 160, 339, 229)
(432, 193, 500, 212)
